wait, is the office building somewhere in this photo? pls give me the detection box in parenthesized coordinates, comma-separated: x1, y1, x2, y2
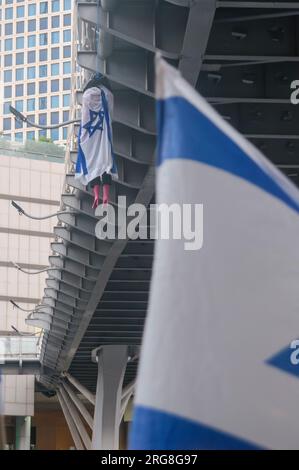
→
(0, 138, 67, 448)
(0, 0, 73, 144)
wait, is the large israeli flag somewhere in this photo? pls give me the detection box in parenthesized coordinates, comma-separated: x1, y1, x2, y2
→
(129, 57, 299, 450)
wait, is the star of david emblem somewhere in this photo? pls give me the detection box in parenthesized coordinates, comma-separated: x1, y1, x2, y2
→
(83, 109, 105, 137)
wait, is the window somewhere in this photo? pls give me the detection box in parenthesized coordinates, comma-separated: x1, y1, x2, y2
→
(39, 97, 47, 110)
(63, 29, 71, 42)
(15, 133, 23, 142)
(28, 4, 36, 16)
(52, 16, 59, 28)
(63, 61, 71, 74)
(16, 6, 24, 18)
(16, 68, 24, 81)
(16, 22, 24, 34)
(27, 51, 35, 64)
(40, 2, 48, 14)
(39, 65, 48, 78)
(64, 0, 71, 10)
(27, 131, 35, 141)
(63, 78, 71, 90)
(28, 35, 36, 48)
(39, 49, 48, 62)
(15, 121, 23, 133)
(28, 20, 36, 32)
(4, 70, 12, 82)
(52, 0, 59, 12)
(39, 114, 47, 125)
(27, 99, 35, 112)
(4, 86, 12, 99)
(63, 14, 71, 26)
(51, 96, 59, 108)
(39, 130, 47, 139)
(15, 119, 23, 131)
(16, 53, 24, 65)
(5, 23, 13, 35)
(3, 118, 11, 131)
(5, 39, 12, 51)
(16, 37, 24, 49)
(51, 31, 59, 44)
(3, 103, 11, 115)
(51, 80, 59, 92)
(39, 82, 47, 93)
(5, 8, 13, 20)
(16, 84, 24, 97)
(63, 94, 70, 107)
(51, 129, 59, 141)
(51, 48, 59, 60)
(63, 127, 68, 140)
(51, 63, 59, 76)
(63, 110, 69, 121)
(15, 100, 23, 112)
(40, 33, 48, 46)
(63, 46, 71, 58)
(27, 83, 35, 95)
(40, 18, 48, 30)
(27, 67, 35, 79)
(51, 112, 59, 124)
(4, 55, 12, 67)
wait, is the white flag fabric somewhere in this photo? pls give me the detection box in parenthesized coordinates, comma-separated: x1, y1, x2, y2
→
(129, 57, 299, 450)
(75, 85, 117, 185)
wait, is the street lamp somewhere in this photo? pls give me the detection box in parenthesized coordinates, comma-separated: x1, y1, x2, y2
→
(10, 300, 48, 313)
(10, 105, 80, 130)
(11, 200, 76, 221)
(11, 261, 57, 275)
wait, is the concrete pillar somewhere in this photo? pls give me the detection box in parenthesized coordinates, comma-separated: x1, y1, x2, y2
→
(92, 345, 127, 450)
(15, 416, 31, 450)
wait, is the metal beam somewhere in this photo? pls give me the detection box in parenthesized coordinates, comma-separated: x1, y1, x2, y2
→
(0, 227, 54, 238)
(119, 393, 132, 425)
(217, 2, 299, 8)
(57, 391, 84, 450)
(0, 261, 48, 270)
(92, 345, 128, 450)
(62, 381, 94, 429)
(121, 380, 135, 401)
(64, 372, 96, 406)
(179, 0, 217, 85)
(59, 386, 92, 449)
(78, 1, 181, 59)
(205, 55, 299, 62)
(59, 166, 155, 372)
(0, 360, 51, 376)
(0, 295, 40, 304)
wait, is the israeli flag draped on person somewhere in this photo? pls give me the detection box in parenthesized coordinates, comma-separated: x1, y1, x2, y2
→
(130, 57, 299, 450)
(75, 85, 117, 185)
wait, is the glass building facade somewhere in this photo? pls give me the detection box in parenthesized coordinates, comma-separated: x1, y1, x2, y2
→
(0, 0, 74, 143)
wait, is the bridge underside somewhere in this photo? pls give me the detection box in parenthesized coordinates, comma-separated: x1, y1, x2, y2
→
(38, 0, 299, 395)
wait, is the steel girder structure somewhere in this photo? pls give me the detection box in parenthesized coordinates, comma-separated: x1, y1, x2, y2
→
(39, 1, 299, 395)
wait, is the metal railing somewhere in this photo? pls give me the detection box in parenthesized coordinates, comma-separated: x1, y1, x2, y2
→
(0, 336, 40, 362)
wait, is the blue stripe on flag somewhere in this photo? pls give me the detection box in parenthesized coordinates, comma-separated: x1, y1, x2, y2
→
(129, 406, 262, 450)
(267, 345, 299, 379)
(76, 125, 88, 176)
(157, 97, 299, 215)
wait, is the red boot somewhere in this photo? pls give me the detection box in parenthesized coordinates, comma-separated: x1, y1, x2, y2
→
(92, 184, 100, 209)
(102, 184, 110, 205)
